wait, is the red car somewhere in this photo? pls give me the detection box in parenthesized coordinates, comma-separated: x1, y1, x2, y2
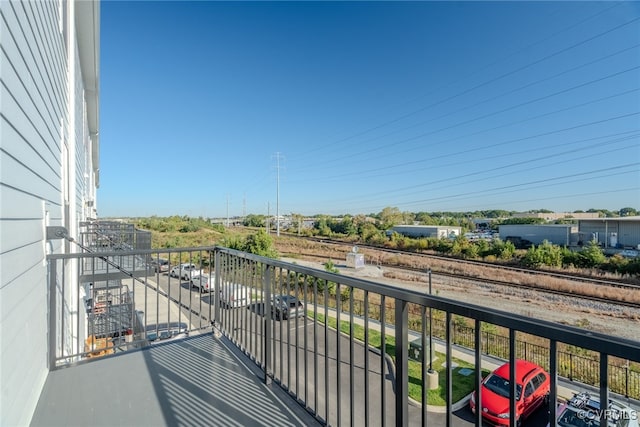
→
(469, 359, 550, 426)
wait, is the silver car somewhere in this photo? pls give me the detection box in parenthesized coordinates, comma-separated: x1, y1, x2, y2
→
(271, 295, 306, 320)
(554, 392, 639, 427)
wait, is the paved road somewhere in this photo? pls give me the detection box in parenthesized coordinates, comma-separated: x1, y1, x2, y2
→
(148, 273, 553, 427)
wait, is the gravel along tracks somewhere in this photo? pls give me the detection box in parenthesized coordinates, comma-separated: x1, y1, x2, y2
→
(283, 258, 640, 343)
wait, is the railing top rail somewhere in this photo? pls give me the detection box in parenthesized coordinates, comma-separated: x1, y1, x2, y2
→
(216, 247, 640, 361)
(46, 246, 219, 260)
(48, 245, 640, 361)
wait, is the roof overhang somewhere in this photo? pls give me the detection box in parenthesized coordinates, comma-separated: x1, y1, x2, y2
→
(76, 0, 100, 187)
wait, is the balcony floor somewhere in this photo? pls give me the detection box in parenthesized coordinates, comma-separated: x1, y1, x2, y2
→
(31, 332, 321, 427)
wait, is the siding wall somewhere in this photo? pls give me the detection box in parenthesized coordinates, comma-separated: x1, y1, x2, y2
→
(498, 224, 574, 246)
(579, 219, 640, 248)
(0, 0, 98, 424)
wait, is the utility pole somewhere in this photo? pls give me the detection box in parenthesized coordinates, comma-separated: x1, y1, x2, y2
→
(272, 152, 284, 237)
(267, 202, 270, 234)
(226, 194, 230, 227)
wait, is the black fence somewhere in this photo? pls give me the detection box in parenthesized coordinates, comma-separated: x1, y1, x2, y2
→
(337, 297, 640, 399)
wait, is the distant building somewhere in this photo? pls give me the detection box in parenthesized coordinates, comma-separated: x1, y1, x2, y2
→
(498, 217, 640, 253)
(577, 216, 640, 250)
(511, 212, 599, 221)
(388, 225, 461, 239)
(498, 224, 576, 247)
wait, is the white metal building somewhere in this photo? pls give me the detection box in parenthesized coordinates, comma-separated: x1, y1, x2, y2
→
(577, 216, 640, 249)
(388, 225, 462, 239)
(0, 1, 100, 424)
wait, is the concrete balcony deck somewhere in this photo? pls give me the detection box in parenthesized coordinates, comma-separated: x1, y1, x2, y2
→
(31, 332, 321, 427)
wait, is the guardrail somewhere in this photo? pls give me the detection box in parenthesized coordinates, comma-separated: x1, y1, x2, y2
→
(213, 248, 640, 426)
(47, 245, 640, 426)
(331, 297, 640, 400)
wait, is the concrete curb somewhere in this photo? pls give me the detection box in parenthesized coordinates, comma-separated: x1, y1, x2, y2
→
(370, 344, 472, 413)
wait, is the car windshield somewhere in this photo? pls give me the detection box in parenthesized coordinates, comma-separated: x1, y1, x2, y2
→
(558, 408, 598, 427)
(483, 373, 522, 400)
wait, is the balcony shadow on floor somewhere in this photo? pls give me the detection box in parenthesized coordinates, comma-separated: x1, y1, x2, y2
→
(31, 333, 321, 427)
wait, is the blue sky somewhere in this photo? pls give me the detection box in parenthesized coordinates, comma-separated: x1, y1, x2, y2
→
(99, 1, 640, 218)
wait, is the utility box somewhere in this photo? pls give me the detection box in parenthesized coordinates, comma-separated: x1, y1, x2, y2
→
(346, 246, 365, 269)
(409, 337, 436, 364)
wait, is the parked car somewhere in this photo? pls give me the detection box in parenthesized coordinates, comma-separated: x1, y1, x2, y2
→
(149, 258, 169, 273)
(553, 392, 639, 427)
(190, 274, 212, 293)
(219, 283, 250, 308)
(469, 359, 550, 426)
(169, 263, 201, 281)
(271, 295, 306, 320)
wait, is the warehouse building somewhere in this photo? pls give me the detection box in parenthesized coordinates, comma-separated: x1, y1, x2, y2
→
(498, 224, 576, 247)
(388, 225, 461, 239)
(577, 216, 640, 250)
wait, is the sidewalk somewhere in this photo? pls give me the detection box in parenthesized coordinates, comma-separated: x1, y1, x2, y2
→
(317, 305, 582, 411)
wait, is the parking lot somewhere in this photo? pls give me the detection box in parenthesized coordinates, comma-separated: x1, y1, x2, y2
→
(147, 272, 568, 427)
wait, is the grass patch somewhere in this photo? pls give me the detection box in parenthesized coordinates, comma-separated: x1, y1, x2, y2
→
(311, 311, 487, 405)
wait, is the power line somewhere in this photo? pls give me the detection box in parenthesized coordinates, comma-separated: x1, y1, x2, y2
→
(295, 9, 639, 160)
(295, 3, 628, 157)
(292, 88, 640, 183)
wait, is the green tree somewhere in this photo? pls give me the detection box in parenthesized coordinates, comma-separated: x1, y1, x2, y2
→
(244, 230, 278, 258)
(378, 206, 404, 229)
(434, 238, 453, 255)
(219, 234, 245, 251)
(290, 213, 305, 235)
(577, 240, 606, 268)
(522, 240, 563, 268)
(313, 216, 332, 236)
(498, 217, 546, 225)
(359, 222, 384, 243)
(243, 214, 265, 228)
(619, 207, 638, 217)
(474, 239, 491, 258)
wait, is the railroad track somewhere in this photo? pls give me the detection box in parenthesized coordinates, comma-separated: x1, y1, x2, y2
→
(279, 234, 640, 308)
(392, 263, 640, 310)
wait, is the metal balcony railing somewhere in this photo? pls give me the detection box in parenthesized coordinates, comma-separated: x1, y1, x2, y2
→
(47, 245, 640, 427)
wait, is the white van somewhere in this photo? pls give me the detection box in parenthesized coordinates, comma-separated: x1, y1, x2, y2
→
(219, 283, 250, 308)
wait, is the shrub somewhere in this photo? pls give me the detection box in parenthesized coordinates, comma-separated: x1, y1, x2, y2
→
(522, 240, 563, 268)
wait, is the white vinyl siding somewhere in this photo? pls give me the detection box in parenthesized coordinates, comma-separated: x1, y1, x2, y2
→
(0, 0, 96, 424)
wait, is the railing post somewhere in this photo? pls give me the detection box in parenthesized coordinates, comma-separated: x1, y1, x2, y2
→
(48, 258, 57, 369)
(484, 330, 489, 355)
(599, 354, 609, 427)
(395, 298, 408, 427)
(263, 265, 272, 385)
(549, 340, 558, 425)
(475, 319, 483, 427)
(509, 329, 517, 427)
(214, 250, 221, 325)
(569, 353, 573, 381)
(625, 363, 629, 398)
(446, 312, 453, 426)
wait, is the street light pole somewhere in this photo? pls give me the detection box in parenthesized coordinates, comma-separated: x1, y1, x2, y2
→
(428, 268, 434, 372)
